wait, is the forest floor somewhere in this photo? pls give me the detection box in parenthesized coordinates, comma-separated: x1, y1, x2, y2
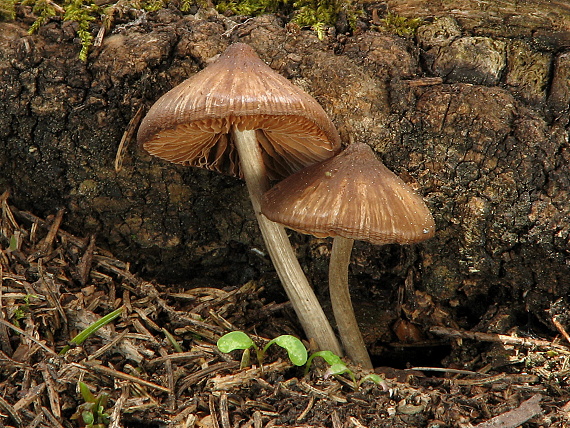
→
(0, 194, 569, 428)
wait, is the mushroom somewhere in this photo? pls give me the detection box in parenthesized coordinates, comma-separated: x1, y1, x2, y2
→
(137, 43, 343, 355)
(261, 142, 435, 368)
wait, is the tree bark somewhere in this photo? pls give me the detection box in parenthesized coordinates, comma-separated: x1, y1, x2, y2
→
(1, 2, 569, 344)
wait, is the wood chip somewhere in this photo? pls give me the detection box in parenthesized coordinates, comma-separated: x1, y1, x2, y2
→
(474, 394, 543, 428)
(41, 364, 62, 419)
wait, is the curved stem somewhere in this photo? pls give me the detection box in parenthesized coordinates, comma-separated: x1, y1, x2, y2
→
(329, 237, 373, 369)
(232, 127, 342, 355)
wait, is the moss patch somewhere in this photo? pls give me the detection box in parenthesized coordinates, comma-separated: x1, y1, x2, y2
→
(1, 0, 361, 60)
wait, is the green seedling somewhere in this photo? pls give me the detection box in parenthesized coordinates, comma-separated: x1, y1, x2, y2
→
(59, 307, 124, 355)
(71, 382, 110, 428)
(306, 350, 386, 390)
(12, 294, 39, 325)
(163, 328, 184, 353)
(217, 331, 308, 367)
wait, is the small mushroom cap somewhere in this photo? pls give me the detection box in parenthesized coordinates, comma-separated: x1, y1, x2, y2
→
(261, 142, 435, 245)
(137, 43, 341, 180)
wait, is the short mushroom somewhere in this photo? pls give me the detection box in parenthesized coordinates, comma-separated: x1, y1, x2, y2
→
(261, 142, 435, 369)
(137, 43, 342, 355)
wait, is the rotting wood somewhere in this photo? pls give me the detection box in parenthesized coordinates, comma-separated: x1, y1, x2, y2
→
(474, 394, 543, 428)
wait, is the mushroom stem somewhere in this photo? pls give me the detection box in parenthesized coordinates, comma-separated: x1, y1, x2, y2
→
(232, 127, 342, 355)
(329, 236, 373, 369)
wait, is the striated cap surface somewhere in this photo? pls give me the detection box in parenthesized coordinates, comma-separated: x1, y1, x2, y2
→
(261, 142, 435, 245)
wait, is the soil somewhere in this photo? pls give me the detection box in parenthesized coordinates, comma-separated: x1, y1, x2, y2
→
(1, 1, 570, 427)
(0, 196, 569, 428)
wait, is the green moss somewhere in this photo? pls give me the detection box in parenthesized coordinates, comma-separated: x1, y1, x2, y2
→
(291, 0, 354, 28)
(140, 0, 166, 12)
(215, 0, 283, 16)
(3, 0, 360, 61)
(63, 0, 98, 61)
(380, 12, 423, 38)
(214, 0, 360, 39)
(22, 0, 58, 32)
(0, 0, 17, 20)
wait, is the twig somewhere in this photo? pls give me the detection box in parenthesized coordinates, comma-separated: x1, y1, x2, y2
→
(474, 394, 543, 428)
(81, 361, 171, 393)
(29, 208, 64, 260)
(28, 412, 44, 428)
(87, 329, 129, 361)
(208, 309, 241, 332)
(180, 362, 239, 393)
(452, 372, 539, 387)
(147, 350, 209, 367)
(410, 366, 489, 376)
(11, 206, 88, 251)
(115, 105, 144, 172)
(109, 385, 129, 428)
(0, 317, 58, 355)
(41, 406, 65, 428)
(210, 361, 291, 392)
(430, 326, 569, 351)
(551, 316, 570, 346)
(0, 394, 22, 426)
(331, 411, 342, 428)
(0, 264, 13, 355)
(405, 77, 444, 87)
(13, 383, 46, 412)
(349, 416, 368, 428)
(38, 262, 68, 330)
(76, 234, 97, 286)
(209, 395, 221, 428)
(1, 190, 19, 232)
(219, 392, 231, 428)
(297, 380, 346, 404)
(41, 364, 62, 418)
(296, 395, 314, 422)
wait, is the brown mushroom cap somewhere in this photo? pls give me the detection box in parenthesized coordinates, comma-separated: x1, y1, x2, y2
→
(137, 43, 341, 180)
(261, 142, 435, 245)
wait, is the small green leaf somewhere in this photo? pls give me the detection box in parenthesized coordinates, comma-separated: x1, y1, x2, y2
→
(217, 331, 255, 353)
(79, 382, 96, 403)
(312, 350, 344, 366)
(240, 347, 251, 369)
(361, 373, 383, 385)
(305, 350, 345, 375)
(60, 307, 124, 355)
(269, 335, 308, 366)
(8, 235, 18, 251)
(162, 328, 184, 353)
(82, 410, 95, 425)
(327, 362, 350, 376)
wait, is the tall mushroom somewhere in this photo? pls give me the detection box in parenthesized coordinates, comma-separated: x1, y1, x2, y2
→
(137, 43, 342, 355)
(261, 142, 435, 369)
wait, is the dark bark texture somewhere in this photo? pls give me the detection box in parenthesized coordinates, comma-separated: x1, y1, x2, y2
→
(1, 1, 570, 344)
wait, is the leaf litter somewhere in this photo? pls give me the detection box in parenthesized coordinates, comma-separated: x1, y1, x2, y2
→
(0, 190, 569, 427)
